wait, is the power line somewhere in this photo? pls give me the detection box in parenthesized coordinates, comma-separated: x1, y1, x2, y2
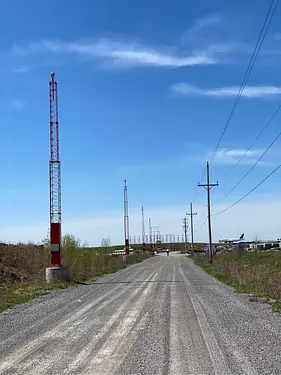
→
(214, 106, 281, 204)
(197, 209, 206, 226)
(192, 169, 206, 204)
(193, 0, 278, 204)
(209, 0, 279, 165)
(195, 216, 208, 233)
(212, 163, 281, 216)
(223, 103, 281, 178)
(192, 0, 279, 209)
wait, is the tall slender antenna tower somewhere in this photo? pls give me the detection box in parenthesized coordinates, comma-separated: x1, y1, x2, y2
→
(142, 206, 146, 252)
(149, 218, 153, 251)
(124, 180, 129, 254)
(49, 72, 62, 266)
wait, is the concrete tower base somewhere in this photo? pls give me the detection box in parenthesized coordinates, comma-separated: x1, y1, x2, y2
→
(46, 266, 69, 284)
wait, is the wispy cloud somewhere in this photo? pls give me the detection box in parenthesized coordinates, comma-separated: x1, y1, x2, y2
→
(10, 99, 26, 110)
(10, 12, 281, 70)
(12, 39, 216, 68)
(182, 13, 281, 63)
(181, 13, 222, 45)
(13, 67, 27, 73)
(210, 148, 265, 165)
(170, 83, 281, 98)
(188, 14, 221, 34)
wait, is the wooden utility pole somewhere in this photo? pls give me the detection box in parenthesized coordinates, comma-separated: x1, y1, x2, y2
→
(187, 202, 197, 252)
(198, 162, 218, 263)
(183, 217, 188, 252)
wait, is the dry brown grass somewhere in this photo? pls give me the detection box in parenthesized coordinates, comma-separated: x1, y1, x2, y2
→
(0, 244, 49, 284)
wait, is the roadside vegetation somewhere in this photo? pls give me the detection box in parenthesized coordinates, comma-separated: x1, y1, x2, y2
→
(0, 234, 149, 312)
(192, 250, 281, 312)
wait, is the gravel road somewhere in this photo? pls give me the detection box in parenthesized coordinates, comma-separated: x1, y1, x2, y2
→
(1, 252, 281, 374)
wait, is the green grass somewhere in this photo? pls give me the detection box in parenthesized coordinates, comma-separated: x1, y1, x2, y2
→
(0, 262, 133, 312)
(0, 282, 69, 313)
(192, 250, 281, 313)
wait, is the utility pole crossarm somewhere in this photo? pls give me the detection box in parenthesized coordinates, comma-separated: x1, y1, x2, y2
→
(198, 183, 219, 188)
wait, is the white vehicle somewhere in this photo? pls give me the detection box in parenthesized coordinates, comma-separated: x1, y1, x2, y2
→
(112, 248, 134, 256)
(203, 244, 216, 254)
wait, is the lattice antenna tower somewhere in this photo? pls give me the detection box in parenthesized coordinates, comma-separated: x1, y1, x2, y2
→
(49, 72, 62, 266)
(124, 180, 130, 254)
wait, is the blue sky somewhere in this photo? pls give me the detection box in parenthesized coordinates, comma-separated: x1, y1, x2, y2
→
(1, 0, 281, 245)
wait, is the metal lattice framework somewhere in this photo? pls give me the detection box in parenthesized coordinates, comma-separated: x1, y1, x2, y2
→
(124, 180, 129, 253)
(49, 72, 62, 265)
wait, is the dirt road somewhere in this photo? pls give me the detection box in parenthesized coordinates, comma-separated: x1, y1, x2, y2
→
(1, 253, 281, 374)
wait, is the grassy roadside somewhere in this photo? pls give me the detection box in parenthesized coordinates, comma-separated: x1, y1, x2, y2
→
(0, 282, 70, 313)
(192, 251, 281, 313)
(0, 235, 150, 313)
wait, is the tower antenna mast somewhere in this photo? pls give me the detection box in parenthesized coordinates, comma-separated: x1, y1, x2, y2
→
(49, 72, 62, 266)
(124, 180, 130, 254)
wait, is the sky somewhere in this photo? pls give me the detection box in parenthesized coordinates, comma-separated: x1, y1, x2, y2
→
(1, 0, 281, 245)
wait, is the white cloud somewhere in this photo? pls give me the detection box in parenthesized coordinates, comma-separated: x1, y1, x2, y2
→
(13, 67, 27, 73)
(12, 39, 216, 68)
(170, 83, 281, 98)
(10, 12, 281, 71)
(188, 14, 221, 34)
(181, 13, 222, 44)
(10, 98, 26, 110)
(210, 148, 264, 165)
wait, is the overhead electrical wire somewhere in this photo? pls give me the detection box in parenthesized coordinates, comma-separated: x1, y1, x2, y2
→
(191, 0, 279, 209)
(209, 0, 279, 165)
(212, 163, 281, 216)
(195, 215, 208, 233)
(224, 103, 281, 178)
(192, 169, 206, 204)
(196, 210, 206, 227)
(214, 103, 281, 204)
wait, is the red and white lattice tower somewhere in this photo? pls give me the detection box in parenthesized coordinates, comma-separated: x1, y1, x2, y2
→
(49, 72, 62, 266)
(142, 206, 146, 252)
(124, 180, 130, 254)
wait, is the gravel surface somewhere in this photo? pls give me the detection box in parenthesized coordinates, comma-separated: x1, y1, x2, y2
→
(1, 253, 281, 374)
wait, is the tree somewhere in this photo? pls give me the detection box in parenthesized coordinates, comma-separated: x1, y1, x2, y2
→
(62, 233, 81, 250)
(101, 237, 111, 248)
(101, 237, 112, 254)
(41, 229, 50, 248)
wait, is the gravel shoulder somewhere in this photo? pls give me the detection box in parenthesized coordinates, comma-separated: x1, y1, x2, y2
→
(1, 253, 281, 374)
